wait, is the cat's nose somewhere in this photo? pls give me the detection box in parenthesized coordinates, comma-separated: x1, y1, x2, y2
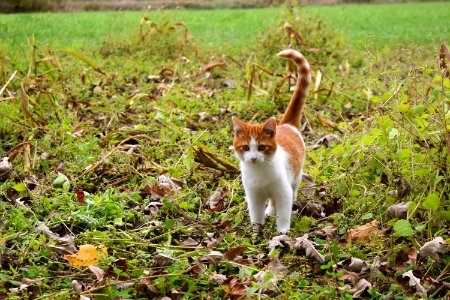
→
(251, 157, 257, 162)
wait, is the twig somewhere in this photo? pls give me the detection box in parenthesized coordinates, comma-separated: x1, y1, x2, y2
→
(0, 70, 17, 96)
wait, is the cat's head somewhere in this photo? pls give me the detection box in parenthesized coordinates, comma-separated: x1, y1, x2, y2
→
(232, 117, 277, 164)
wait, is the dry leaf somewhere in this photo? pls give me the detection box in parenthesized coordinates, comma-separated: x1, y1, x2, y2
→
(178, 237, 199, 247)
(311, 134, 342, 150)
(386, 201, 411, 220)
(224, 277, 247, 298)
(293, 201, 324, 218)
(268, 235, 295, 255)
(208, 187, 230, 211)
(317, 115, 345, 133)
(0, 157, 12, 178)
(158, 175, 186, 191)
(193, 145, 238, 173)
(335, 258, 369, 273)
(313, 70, 322, 100)
(223, 246, 246, 261)
(209, 273, 228, 285)
(153, 253, 175, 266)
(268, 256, 288, 276)
(402, 270, 427, 297)
(72, 280, 83, 294)
(36, 224, 76, 255)
(75, 189, 85, 204)
(144, 202, 163, 219)
(64, 244, 108, 267)
(346, 278, 372, 297)
(346, 220, 382, 242)
(200, 251, 223, 265)
(338, 270, 361, 285)
(204, 232, 223, 248)
(298, 173, 315, 197)
(294, 234, 325, 263)
(89, 265, 105, 282)
(310, 226, 338, 240)
(419, 237, 446, 262)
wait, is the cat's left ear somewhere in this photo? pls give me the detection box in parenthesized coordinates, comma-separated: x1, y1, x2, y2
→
(232, 117, 244, 136)
(263, 117, 277, 137)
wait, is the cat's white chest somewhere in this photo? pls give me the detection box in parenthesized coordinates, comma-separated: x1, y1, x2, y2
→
(240, 146, 293, 189)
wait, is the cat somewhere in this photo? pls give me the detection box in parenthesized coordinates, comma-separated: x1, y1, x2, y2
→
(232, 49, 311, 233)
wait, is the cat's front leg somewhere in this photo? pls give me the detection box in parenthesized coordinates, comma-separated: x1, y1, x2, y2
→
(245, 188, 266, 228)
(273, 187, 293, 234)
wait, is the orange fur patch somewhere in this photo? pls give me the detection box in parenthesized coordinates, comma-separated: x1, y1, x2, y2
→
(276, 125, 305, 179)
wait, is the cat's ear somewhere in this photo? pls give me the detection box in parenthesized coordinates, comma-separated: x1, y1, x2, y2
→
(232, 117, 244, 136)
(263, 117, 277, 137)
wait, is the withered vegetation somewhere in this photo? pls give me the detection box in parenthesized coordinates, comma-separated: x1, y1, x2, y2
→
(0, 9, 449, 299)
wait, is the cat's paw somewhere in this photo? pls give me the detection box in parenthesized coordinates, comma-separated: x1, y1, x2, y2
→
(265, 206, 275, 216)
(277, 226, 290, 234)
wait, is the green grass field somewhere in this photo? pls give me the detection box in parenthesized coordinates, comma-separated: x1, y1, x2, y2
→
(0, 2, 449, 299)
(1, 1, 449, 59)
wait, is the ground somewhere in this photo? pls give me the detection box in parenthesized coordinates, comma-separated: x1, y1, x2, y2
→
(0, 3, 449, 299)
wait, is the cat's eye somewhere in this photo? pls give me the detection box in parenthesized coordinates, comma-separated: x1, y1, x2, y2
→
(242, 145, 250, 151)
(258, 145, 266, 151)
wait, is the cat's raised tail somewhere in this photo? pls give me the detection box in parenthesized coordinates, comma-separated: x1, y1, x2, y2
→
(277, 49, 311, 129)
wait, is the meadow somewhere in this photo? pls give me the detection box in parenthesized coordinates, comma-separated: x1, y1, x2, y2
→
(0, 2, 449, 298)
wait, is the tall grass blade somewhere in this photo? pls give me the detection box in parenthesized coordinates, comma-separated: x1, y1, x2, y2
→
(60, 48, 105, 74)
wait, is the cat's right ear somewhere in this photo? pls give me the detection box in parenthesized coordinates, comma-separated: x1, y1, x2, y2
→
(232, 117, 244, 136)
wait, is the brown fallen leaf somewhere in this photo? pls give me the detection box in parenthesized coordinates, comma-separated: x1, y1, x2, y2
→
(402, 270, 427, 297)
(208, 187, 230, 211)
(346, 278, 372, 297)
(64, 244, 108, 267)
(336, 257, 370, 273)
(200, 251, 223, 265)
(89, 265, 105, 282)
(178, 237, 199, 247)
(204, 232, 224, 248)
(158, 175, 186, 191)
(144, 202, 163, 219)
(439, 43, 450, 78)
(223, 246, 246, 261)
(193, 145, 238, 173)
(386, 201, 411, 220)
(267, 256, 288, 276)
(346, 220, 382, 242)
(153, 253, 175, 267)
(36, 224, 76, 255)
(268, 235, 295, 255)
(209, 273, 228, 285)
(224, 277, 247, 298)
(394, 248, 418, 270)
(0, 157, 12, 179)
(317, 114, 345, 133)
(293, 200, 324, 218)
(310, 226, 338, 240)
(195, 60, 227, 77)
(419, 237, 446, 262)
(294, 234, 325, 263)
(311, 134, 343, 150)
(75, 189, 85, 204)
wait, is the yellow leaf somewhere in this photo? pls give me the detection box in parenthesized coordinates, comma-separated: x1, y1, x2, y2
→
(64, 244, 107, 267)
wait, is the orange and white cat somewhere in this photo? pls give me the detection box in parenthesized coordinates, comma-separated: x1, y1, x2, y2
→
(232, 49, 311, 233)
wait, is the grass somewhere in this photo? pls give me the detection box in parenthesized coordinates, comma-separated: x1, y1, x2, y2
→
(1, 1, 449, 60)
(0, 2, 449, 299)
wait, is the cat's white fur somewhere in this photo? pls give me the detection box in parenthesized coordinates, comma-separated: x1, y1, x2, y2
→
(235, 125, 303, 233)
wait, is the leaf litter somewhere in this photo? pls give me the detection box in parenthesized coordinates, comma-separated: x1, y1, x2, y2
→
(0, 8, 449, 299)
